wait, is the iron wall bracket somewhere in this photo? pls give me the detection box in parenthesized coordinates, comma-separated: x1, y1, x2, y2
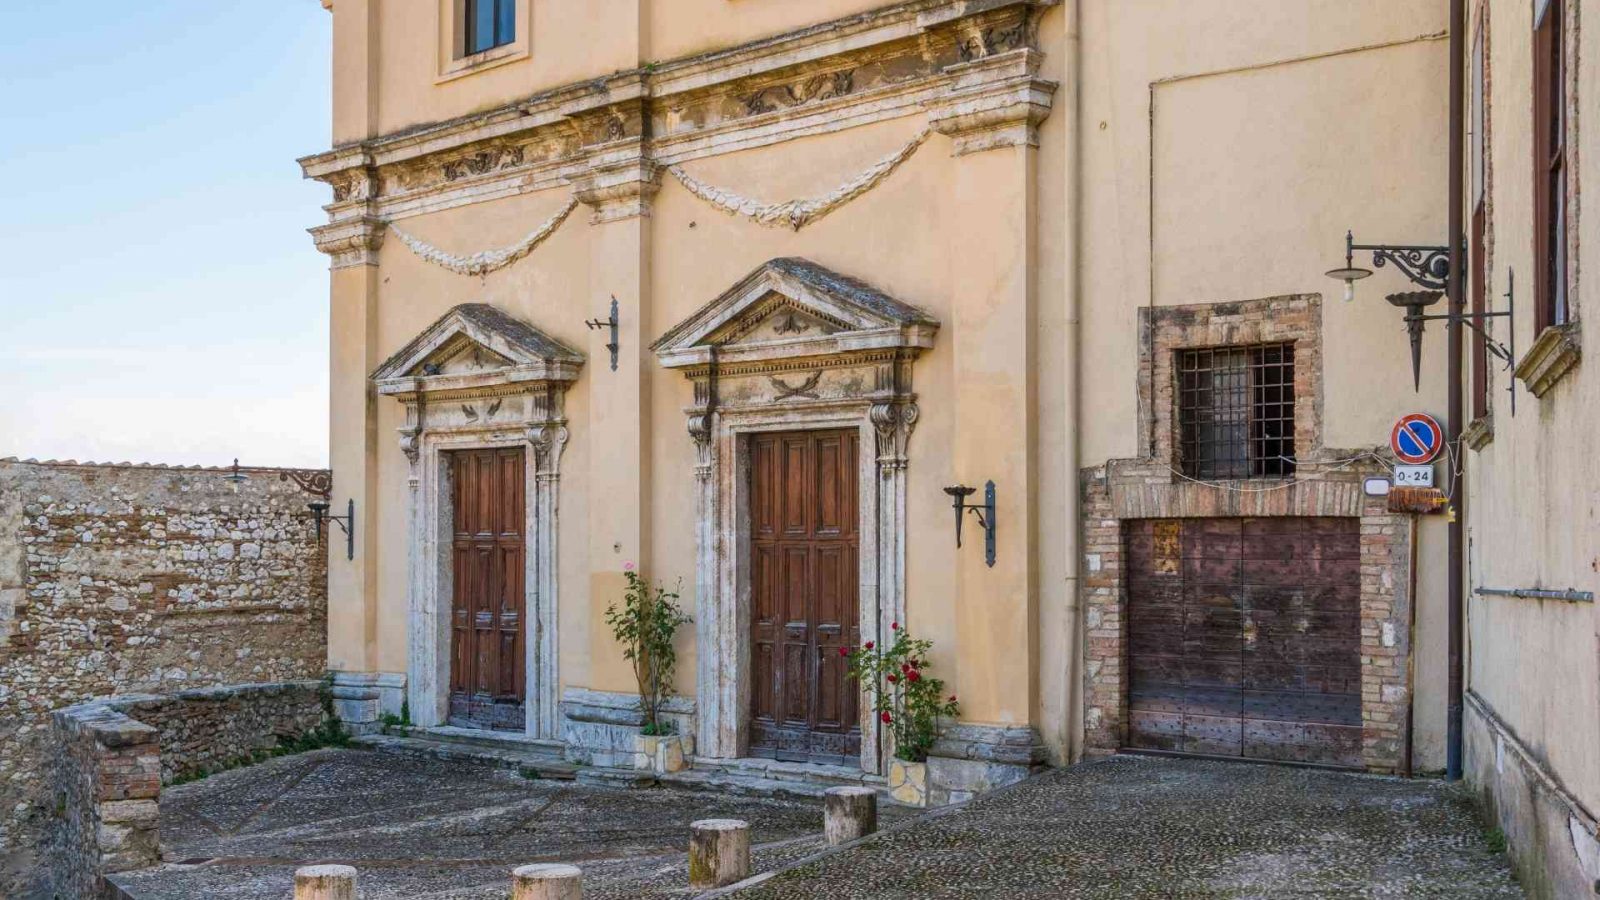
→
(586, 296, 620, 372)
(309, 498, 356, 561)
(943, 480, 997, 568)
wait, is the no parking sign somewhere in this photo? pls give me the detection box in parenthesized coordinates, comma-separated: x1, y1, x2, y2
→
(1391, 413, 1443, 465)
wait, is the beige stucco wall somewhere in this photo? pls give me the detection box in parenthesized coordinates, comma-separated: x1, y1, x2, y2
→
(313, 0, 1462, 771)
(1462, 0, 1600, 825)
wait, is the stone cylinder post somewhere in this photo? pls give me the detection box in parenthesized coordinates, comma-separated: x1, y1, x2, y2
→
(294, 864, 357, 900)
(823, 786, 879, 846)
(512, 863, 583, 900)
(689, 818, 750, 889)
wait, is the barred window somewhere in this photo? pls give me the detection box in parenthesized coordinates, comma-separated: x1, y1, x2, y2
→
(1178, 344, 1296, 479)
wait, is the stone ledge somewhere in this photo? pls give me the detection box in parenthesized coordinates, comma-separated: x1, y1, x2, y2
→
(1514, 321, 1581, 398)
(1462, 415, 1494, 451)
(930, 723, 1045, 766)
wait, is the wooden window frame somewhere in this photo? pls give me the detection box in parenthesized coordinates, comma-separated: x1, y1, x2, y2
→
(1532, 0, 1568, 332)
(1470, 17, 1490, 419)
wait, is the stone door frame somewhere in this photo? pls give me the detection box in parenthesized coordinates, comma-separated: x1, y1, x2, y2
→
(703, 403, 897, 773)
(406, 426, 563, 738)
(372, 303, 583, 741)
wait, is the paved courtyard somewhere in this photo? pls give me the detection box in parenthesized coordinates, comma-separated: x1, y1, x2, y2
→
(111, 748, 882, 899)
(112, 750, 1521, 899)
(743, 754, 1523, 899)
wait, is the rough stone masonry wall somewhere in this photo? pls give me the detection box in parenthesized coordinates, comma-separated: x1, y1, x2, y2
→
(0, 459, 328, 894)
(46, 682, 327, 899)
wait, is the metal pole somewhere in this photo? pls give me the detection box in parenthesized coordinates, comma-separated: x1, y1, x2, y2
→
(1445, 0, 1467, 782)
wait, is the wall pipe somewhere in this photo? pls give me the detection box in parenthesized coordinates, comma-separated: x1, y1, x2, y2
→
(1445, 0, 1467, 782)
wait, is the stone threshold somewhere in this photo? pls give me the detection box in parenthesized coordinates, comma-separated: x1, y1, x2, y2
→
(659, 756, 900, 805)
(354, 730, 579, 780)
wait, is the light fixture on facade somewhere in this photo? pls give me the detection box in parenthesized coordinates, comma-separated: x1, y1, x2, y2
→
(943, 481, 997, 568)
(1324, 229, 1449, 302)
(223, 458, 250, 492)
(309, 498, 356, 561)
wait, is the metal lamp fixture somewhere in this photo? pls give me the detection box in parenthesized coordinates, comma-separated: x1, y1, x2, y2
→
(1324, 229, 1451, 302)
(1325, 231, 1517, 408)
(309, 499, 356, 561)
(223, 458, 250, 493)
(943, 481, 997, 568)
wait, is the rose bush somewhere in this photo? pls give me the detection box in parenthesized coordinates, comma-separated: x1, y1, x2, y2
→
(605, 563, 691, 735)
(844, 623, 959, 762)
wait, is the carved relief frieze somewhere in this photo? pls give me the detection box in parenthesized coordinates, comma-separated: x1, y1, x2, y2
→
(301, 0, 1058, 233)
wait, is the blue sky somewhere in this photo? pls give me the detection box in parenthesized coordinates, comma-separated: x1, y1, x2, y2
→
(0, 2, 332, 468)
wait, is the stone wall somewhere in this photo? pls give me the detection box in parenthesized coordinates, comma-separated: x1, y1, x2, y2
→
(0, 459, 329, 893)
(45, 682, 327, 899)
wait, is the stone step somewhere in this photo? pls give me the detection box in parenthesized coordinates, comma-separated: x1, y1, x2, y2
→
(688, 756, 882, 788)
(355, 733, 579, 780)
(401, 724, 566, 756)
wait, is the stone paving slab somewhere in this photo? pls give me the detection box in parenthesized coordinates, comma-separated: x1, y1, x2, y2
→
(113, 748, 906, 899)
(735, 754, 1523, 899)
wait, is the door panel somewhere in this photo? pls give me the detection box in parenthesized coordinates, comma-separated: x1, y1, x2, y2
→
(749, 429, 861, 765)
(1126, 517, 1362, 767)
(449, 447, 526, 732)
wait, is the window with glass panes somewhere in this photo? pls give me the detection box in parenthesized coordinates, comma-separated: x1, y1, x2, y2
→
(464, 0, 515, 55)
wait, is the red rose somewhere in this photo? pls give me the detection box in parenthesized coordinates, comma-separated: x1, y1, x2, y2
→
(900, 663, 910, 673)
(865, 641, 875, 651)
(880, 711, 892, 724)
(891, 621, 899, 630)
(839, 647, 850, 657)
(949, 695, 957, 702)
(907, 671, 921, 683)
(887, 674, 899, 683)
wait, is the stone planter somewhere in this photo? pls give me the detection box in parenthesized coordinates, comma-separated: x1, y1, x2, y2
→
(635, 733, 691, 775)
(886, 757, 927, 807)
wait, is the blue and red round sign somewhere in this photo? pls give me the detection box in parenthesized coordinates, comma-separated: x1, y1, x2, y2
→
(1391, 413, 1443, 465)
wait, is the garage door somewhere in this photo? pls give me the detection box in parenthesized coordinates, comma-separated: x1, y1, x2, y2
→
(1125, 518, 1362, 767)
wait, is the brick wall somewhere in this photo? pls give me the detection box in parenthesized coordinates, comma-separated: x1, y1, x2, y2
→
(1080, 293, 1415, 773)
(0, 459, 328, 894)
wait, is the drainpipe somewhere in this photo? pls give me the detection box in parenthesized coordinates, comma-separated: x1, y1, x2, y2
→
(1445, 0, 1466, 782)
(1063, 0, 1083, 763)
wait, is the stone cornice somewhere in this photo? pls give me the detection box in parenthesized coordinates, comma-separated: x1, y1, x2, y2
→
(300, 0, 1058, 248)
(310, 215, 385, 269)
(1513, 322, 1582, 398)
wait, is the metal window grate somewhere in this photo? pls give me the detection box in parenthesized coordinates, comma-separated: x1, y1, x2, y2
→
(1178, 344, 1296, 479)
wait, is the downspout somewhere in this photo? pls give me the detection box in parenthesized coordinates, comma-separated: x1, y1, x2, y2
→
(1062, 0, 1085, 763)
(1445, 0, 1467, 782)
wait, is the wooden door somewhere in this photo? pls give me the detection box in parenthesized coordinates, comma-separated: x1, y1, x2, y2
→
(448, 447, 526, 732)
(749, 429, 861, 765)
(1125, 517, 1362, 767)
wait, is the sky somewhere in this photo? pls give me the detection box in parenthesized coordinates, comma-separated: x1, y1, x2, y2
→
(0, 2, 333, 469)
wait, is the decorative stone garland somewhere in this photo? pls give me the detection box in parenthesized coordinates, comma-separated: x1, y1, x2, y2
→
(385, 129, 931, 275)
(387, 196, 580, 277)
(666, 128, 932, 230)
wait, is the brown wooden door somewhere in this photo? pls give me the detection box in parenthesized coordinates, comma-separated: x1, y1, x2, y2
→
(749, 429, 861, 765)
(449, 447, 526, 732)
(1125, 517, 1362, 767)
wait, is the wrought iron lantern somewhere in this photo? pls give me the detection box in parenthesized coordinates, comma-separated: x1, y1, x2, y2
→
(309, 499, 356, 561)
(943, 481, 996, 568)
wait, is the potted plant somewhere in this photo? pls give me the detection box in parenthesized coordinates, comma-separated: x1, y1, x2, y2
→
(605, 562, 692, 774)
(844, 622, 959, 806)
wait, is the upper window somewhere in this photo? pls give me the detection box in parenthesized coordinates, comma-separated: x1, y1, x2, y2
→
(1470, 22, 1490, 419)
(1532, 0, 1568, 330)
(1178, 344, 1296, 480)
(463, 0, 515, 56)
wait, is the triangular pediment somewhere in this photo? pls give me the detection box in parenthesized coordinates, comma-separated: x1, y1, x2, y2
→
(372, 303, 583, 389)
(652, 258, 938, 368)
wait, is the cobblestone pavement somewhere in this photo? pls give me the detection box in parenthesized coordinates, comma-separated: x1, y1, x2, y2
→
(111, 748, 908, 899)
(739, 755, 1523, 899)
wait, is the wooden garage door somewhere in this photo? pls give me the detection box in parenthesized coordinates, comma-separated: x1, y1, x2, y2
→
(749, 429, 861, 765)
(1125, 518, 1362, 767)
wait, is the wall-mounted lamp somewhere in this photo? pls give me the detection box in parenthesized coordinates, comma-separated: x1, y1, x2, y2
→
(1325, 228, 1519, 410)
(1324, 229, 1450, 302)
(943, 481, 996, 568)
(586, 295, 620, 371)
(309, 499, 356, 561)
(223, 458, 250, 493)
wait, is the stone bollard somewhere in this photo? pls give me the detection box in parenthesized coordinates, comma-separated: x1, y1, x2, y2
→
(294, 864, 357, 900)
(512, 863, 583, 900)
(823, 786, 878, 846)
(689, 818, 751, 889)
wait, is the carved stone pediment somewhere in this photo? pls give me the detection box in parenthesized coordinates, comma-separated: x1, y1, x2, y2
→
(373, 303, 583, 399)
(651, 257, 938, 374)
